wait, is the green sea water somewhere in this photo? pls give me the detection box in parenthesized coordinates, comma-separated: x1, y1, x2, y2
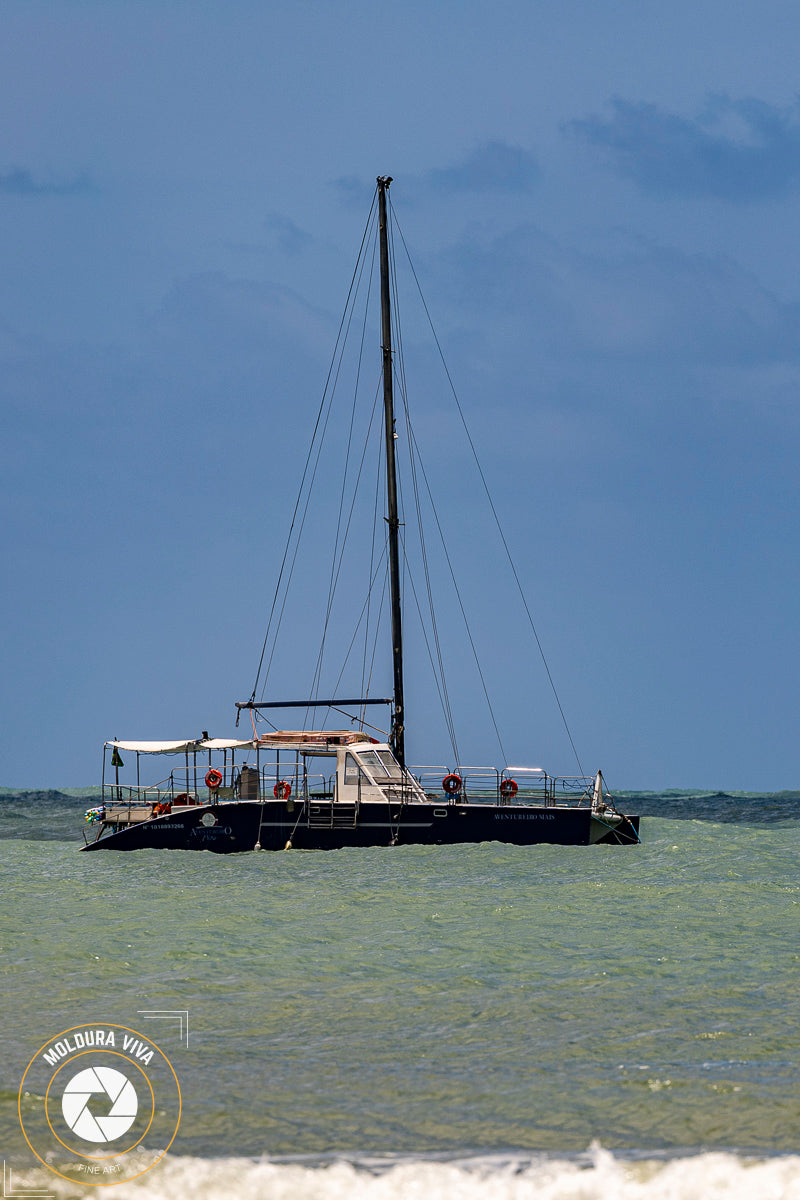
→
(2, 798, 799, 1196)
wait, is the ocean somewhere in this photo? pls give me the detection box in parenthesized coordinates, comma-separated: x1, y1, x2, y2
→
(2, 789, 799, 1197)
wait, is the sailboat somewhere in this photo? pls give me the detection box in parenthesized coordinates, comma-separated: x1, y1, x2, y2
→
(81, 178, 640, 853)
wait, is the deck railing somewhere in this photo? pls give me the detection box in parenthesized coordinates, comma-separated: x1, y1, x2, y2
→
(409, 765, 594, 807)
(101, 762, 331, 810)
(100, 761, 596, 813)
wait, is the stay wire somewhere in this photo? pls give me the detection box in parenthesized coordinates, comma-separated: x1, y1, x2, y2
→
(399, 530, 461, 765)
(248, 187, 378, 704)
(263, 322, 360, 708)
(330, 540, 389, 700)
(298, 222, 377, 715)
(388, 200, 461, 764)
(307, 373, 383, 708)
(361, 424, 388, 722)
(391, 210, 584, 776)
(404, 415, 508, 766)
(362, 556, 390, 711)
(307, 228, 379, 706)
(390, 223, 508, 761)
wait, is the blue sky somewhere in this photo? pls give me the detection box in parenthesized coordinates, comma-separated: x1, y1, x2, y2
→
(3, 0, 800, 789)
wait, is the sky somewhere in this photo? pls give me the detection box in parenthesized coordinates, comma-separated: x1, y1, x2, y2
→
(2, 0, 800, 790)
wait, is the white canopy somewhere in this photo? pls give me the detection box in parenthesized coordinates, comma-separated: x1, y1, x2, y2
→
(106, 739, 258, 755)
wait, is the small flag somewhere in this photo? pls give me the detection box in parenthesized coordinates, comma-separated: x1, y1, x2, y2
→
(111, 747, 124, 768)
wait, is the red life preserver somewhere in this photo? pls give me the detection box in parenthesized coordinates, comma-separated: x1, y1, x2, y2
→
(205, 769, 223, 789)
(442, 773, 462, 795)
(274, 780, 291, 800)
(500, 778, 518, 799)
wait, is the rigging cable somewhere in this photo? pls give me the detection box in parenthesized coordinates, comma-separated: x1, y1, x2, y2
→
(361, 556, 390, 717)
(388, 205, 462, 764)
(403, 415, 508, 766)
(307, 225, 380, 709)
(306, 374, 383, 713)
(391, 206, 584, 776)
(329, 541, 389, 702)
(248, 187, 379, 706)
(360, 413, 387, 723)
(398, 530, 461, 766)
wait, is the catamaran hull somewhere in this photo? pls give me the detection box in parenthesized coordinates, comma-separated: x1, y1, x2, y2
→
(81, 800, 640, 852)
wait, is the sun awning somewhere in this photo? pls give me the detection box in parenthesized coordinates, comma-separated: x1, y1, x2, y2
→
(106, 739, 258, 755)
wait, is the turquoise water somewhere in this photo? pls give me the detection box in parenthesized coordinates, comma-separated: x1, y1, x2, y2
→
(2, 794, 799, 1196)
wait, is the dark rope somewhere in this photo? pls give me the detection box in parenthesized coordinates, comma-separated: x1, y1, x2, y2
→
(249, 188, 378, 703)
(392, 207, 584, 776)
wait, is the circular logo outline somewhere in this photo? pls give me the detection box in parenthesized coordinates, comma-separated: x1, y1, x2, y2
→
(19, 1024, 182, 1188)
(45, 1050, 155, 1159)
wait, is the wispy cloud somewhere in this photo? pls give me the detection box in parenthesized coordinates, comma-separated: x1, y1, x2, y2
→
(333, 175, 370, 206)
(265, 212, 313, 255)
(427, 141, 540, 194)
(568, 96, 800, 201)
(437, 222, 800, 368)
(333, 143, 540, 207)
(0, 167, 94, 196)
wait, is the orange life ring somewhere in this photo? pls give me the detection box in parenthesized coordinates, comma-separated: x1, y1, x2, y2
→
(442, 773, 462, 795)
(500, 778, 518, 799)
(205, 768, 223, 789)
(274, 780, 291, 800)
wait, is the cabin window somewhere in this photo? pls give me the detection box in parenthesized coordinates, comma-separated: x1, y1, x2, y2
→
(344, 754, 364, 785)
(357, 750, 385, 775)
(374, 751, 403, 779)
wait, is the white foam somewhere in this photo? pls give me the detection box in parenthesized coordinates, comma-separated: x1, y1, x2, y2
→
(13, 1147, 800, 1200)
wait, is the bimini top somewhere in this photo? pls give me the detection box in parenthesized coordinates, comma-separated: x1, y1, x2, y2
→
(105, 739, 259, 755)
(105, 732, 374, 755)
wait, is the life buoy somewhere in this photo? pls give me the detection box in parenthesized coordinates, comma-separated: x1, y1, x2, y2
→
(274, 780, 291, 800)
(500, 778, 518, 799)
(442, 773, 462, 795)
(205, 768, 223, 789)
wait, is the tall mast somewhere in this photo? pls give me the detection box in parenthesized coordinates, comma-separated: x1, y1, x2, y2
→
(377, 175, 405, 767)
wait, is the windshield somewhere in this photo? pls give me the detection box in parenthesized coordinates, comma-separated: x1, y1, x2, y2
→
(374, 750, 403, 779)
(357, 750, 403, 779)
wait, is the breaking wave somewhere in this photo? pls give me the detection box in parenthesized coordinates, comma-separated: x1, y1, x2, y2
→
(12, 1148, 800, 1199)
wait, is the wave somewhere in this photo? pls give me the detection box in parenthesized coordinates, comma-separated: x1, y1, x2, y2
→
(11, 1148, 800, 1199)
(620, 790, 800, 823)
(1, 787, 799, 841)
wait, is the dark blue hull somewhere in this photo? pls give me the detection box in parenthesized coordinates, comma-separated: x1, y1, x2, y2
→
(81, 800, 640, 851)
